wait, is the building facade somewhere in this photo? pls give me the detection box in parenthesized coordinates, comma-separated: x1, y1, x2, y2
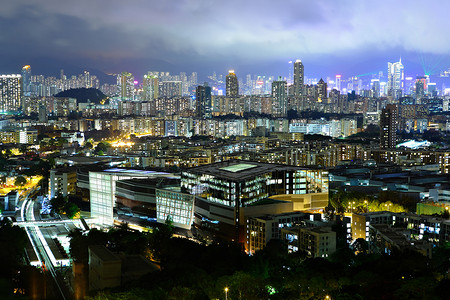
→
(293, 60, 304, 97)
(0, 74, 22, 112)
(226, 70, 239, 97)
(380, 104, 398, 149)
(181, 160, 328, 241)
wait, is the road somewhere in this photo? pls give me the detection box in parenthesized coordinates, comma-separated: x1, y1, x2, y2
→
(21, 196, 71, 300)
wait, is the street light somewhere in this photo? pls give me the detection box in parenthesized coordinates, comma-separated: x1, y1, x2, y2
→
(225, 287, 229, 300)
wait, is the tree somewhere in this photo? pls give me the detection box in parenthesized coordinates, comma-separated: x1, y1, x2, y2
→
(0, 176, 6, 186)
(94, 142, 110, 155)
(50, 195, 67, 215)
(19, 144, 28, 154)
(0, 219, 28, 278)
(84, 142, 93, 150)
(149, 216, 174, 262)
(64, 202, 80, 219)
(39, 140, 48, 149)
(14, 176, 27, 187)
(56, 138, 68, 147)
(287, 109, 299, 120)
(4, 149, 13, 158)
(352, 238, 369, 254)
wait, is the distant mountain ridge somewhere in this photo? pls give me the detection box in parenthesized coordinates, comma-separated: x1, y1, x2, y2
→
(54, 88, 108, 104)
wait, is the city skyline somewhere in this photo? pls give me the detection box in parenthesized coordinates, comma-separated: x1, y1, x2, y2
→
(1, 1, 450, 78)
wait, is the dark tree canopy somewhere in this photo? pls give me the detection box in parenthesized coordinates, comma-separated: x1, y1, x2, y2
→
(54, 88, 107, 104)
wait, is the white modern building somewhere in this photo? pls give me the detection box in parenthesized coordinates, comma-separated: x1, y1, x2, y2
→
(156, 188, 195, 230)
(89, 168, 175, 226)
(387, 59, 404, 99)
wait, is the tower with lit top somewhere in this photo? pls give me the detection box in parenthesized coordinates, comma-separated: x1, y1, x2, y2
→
(226, 70, 239, 97)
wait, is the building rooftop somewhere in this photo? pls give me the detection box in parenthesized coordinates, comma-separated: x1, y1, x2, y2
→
(51, 166, 78, 174)
(93, 168, 178, 179)
(117, 177, 180, 187)
(89, 245, 121, 262)
(303, 226, 334, 234)
(184, 159, 320, 181)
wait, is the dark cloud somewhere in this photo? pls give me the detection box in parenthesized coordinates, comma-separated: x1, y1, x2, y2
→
(0, 0, 449, 79)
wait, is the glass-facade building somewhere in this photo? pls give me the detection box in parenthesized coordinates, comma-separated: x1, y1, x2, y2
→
(89, 168, 175, 226)
(181, 160, 328, 241)
(156, 188, 195, 230)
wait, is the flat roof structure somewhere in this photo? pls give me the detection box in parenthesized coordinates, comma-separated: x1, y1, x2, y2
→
(184, 160, 321, 182)
(89, 245, 121, 262)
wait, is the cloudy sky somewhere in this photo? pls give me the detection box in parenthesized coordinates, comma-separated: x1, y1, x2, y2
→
(0, 0, 449, 80)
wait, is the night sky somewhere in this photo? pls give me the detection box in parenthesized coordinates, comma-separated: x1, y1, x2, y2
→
(1, 0, 449, 79)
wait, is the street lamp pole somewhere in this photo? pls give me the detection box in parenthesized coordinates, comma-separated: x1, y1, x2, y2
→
(225, 287, 229, 300)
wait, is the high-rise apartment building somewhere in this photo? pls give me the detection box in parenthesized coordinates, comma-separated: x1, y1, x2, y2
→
(21, 65, 31, 96)
(371, 79, 381, 98)
(316, 78, 327, 102)
(38, 104, 48, 123)
(189, 72, 198, 87)
(0, 74, 22, 112)
(335, 75, 341, 92)
(293, 59, 304, 97)
(159, 81, 182, 98)
(117, 72, 134, 100)
(272, 77, 288, 117)
(415, 76, 426, 103)
(226, 70, 239, 97)
(196, 83, 212, 118)
(380, 104, 398, 149)
(142, 73, 159, 101)
(288, 61, 294, 85)
(387, 59, 404, 99)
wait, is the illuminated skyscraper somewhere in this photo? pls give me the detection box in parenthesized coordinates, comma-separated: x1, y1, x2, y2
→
(415, 77, 426, 103)
(0, 74, 22, 112)
(387, 59, 404, 99)
(226, 70, 239, 97)
(335, 75, 341, 92)
(288, 61, 294, 85)
(272, 77, 288, 117)
(316, 78, 327, 102)
(84, 71, 92, 88)
(293, 59, 304, 97)
(21, 65, 31, 96)
(190, 72, 198, 86)
(117, 72, 135, 100)
(143, 73, 159, 101)
(380, 104, 398, 149)
(371, 79, 380, 98)
(38, 104, 48, 123)
(196, 83, 212, 118)
(159, 81, 182, 98)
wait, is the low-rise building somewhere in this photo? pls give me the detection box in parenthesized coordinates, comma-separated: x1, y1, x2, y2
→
(49, 167, 77, 199)
(245, 212, 312, 254)
(88, 245, 121, 292)
(282, 226, 336, 258)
